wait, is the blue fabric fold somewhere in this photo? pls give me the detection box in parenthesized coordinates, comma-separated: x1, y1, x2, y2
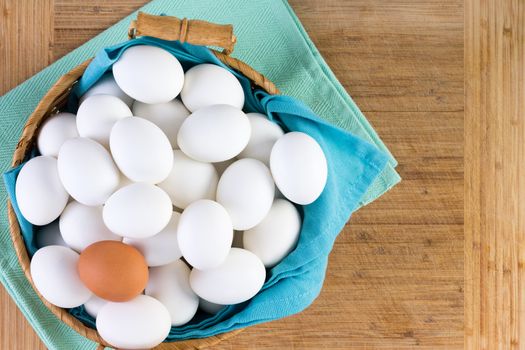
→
(4, 37, 389, 340)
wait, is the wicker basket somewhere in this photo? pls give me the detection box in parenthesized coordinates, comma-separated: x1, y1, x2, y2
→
(7, 12, 279, 350)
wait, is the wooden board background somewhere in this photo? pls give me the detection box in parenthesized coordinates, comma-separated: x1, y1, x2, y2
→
(464, 0, 525, 349)
(0, 0, 519, 349)
(0, 1, 464, 349)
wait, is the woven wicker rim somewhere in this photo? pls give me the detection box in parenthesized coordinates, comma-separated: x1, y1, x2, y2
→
(7, 13, 278, 350)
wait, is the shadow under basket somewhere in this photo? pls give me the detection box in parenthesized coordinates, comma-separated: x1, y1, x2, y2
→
(7, 12, 279, 350)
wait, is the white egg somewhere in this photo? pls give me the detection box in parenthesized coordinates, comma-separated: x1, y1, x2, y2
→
(132, 99, 190, 149)
(238, 113, 284, 164)
(76, 94, 132, 148)
(216, 159, 275, 230)
(180, 63, 244, 112)
(110, 117, 174, 184)
(103, 183, 172, 239)
(113, 45, 184, 104)
(79, 73, 134, 107)
(57, 138, 119, 206)
(243, 199, 301, 267)
(214, 157, 237, 176)
(30, 245, 92, 308)
(190, 248, 265, 305)
(232, 230, 244, 248)
(177, 200, 233, 270)
(96, 295, 171, 350)
(177, 104, 251, 162)
(270, 132, 328, 205)
(199, 298, 225, 314)
(59, 201, 121, 252)
(37, 112, 79, 157)
(84, 295, 108, 319)
(15, 156, 68, 226)
(158, 150, 218, 209)
(123, 212, 182, 267)
(145, 260, 199, 326)
(34, 220, 67, 249)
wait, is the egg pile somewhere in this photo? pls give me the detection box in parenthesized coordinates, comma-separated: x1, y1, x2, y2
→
(17, 45, 327, 349)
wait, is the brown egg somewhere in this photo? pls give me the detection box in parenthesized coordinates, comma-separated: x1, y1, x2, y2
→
(78, 241, 148, 302)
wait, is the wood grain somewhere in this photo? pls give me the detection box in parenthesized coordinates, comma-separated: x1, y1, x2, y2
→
(0, 0, 53, 94)
(464, 0, 525, 349)
(0, 0, 467, 349)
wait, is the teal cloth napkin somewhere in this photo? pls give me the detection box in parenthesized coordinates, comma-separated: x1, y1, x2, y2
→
(0, 1, 400, 349)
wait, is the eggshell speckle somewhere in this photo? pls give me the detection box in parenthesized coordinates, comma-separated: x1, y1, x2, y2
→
(30, 245, 92, 308)
(78, 241, 148, 302)
(16, 156, 69, 225)
(177, 104, 250, 162)
(96, 295, 171, 349)
(37, 112, 79, 157)
(177, 200, 233, 270)
(57, 137, 120, 206)
(103, 183, 172, 239)
(113, 45, 184, 104)
(216, 159, 275, 230)
(270, 132, 327, 205)
(180, 63, 244, 112)
(146, 260, 199, 326)
(110, 117, 174, 184)
(190, 248, 265, 305)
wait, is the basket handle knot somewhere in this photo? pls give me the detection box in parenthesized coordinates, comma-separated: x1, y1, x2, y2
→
(128, 12, 236, 55)
(179, 17, 189, 44)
